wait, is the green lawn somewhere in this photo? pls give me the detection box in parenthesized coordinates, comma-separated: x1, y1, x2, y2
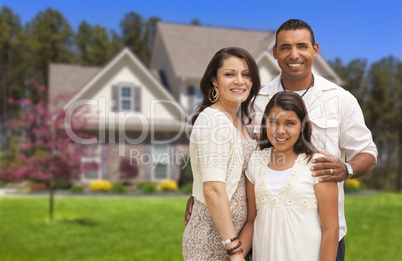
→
(0, 192, 401, 261)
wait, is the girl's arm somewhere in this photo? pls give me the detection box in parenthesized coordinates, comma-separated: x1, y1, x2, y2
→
(204, 181, 245, 261)
(238, 179, 257, 258)
(315, 181, 339, 261)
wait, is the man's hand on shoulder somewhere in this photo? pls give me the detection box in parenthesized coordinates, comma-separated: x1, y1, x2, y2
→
(311, 150, 348, 182)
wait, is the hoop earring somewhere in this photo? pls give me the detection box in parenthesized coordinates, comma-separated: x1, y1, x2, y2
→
(209, 86, 219, 103)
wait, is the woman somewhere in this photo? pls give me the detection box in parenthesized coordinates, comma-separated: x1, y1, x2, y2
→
(242, 92, 339, 260)
(182, 47, 260, 261)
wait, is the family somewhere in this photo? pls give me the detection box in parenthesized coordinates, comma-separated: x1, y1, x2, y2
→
(182, 19, 377, 261)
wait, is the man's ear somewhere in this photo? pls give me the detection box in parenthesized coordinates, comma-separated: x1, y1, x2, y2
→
(313, 42, 319, 58)
(273, 45, 277, 59)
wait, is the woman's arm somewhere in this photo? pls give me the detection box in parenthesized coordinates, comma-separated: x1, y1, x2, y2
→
(315, 181, 339, 261)
(238, 179, 257, 258)
(204, 181, 245, 261)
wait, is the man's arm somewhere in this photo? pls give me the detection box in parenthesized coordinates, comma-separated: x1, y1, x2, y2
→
(311, 151, 376, 182)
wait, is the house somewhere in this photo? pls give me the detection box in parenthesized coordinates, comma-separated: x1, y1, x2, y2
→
(49, 22, 341, 184)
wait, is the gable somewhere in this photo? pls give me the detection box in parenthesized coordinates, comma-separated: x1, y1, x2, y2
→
(61, 48, 186, 130)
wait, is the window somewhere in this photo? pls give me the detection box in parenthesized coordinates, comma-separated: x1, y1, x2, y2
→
(188, 85, 203, 112)
(195, 87, 203, 107)
(152, 144, 169, 180)
(81, 145, 102, 181)
(112, 84, 141, 112)
(120, 86, 134, 111)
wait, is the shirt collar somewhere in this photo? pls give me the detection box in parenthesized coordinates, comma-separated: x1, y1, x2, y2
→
(259, 73, 338, 97)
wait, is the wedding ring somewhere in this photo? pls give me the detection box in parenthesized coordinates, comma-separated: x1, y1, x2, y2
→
(330, 169, 333, 175)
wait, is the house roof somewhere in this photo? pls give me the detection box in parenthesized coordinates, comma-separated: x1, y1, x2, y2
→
(49, 64, 101, 110)
(154, 22, 275, 78)
(63, 48, 178, 109)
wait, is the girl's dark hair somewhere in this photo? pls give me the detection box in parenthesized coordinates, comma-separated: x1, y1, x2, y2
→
(259, 91, 317, 161)
(191, 47, 260, 125)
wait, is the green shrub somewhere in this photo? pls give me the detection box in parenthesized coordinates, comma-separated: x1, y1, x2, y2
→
(180, 183, 193, 194)
(70, 185, 84, 193)
(178, 155, 193, 187)
(111, 183, 127, 194)
(136, 181, 157, 194)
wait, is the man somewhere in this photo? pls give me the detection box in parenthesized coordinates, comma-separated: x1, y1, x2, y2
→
(185, 19, 377, 261)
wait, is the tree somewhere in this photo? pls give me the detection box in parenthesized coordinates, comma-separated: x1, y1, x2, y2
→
(120, 12, 147, 64)
(25, 8, 74, 95)
(108, 29, 123, 60)
(119, 12, 160, 67)
(75, 21, 112, 66)
(142, 16, 161, 62)
(329, 58, 369, 107)
(190, 19, 201, 25)
(3, 79, 96, 222)
(330, 57, 402, 191)
(0, 6, 27, 154)
(365, 57, 401, 190)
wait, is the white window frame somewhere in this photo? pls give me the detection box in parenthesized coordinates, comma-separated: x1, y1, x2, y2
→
(151, 144, 170, 181)
(81, 144, 103, 181)
(120, 85, 134, 111)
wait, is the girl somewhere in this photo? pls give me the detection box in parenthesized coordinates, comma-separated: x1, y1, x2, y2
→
(241, 91, 339, 261)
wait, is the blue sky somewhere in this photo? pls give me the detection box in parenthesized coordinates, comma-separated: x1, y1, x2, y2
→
(1, 0, 401, 65)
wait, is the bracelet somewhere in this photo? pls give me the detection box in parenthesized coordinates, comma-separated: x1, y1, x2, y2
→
(228, 248, 243, 256)
(221, 234, 239, 245)
(226, 241, 242, 254)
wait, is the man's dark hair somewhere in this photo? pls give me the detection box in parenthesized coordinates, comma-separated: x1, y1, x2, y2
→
(275, 19, 316, 47)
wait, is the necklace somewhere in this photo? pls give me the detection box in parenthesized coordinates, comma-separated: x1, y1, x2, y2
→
(281, 74, 314, 98)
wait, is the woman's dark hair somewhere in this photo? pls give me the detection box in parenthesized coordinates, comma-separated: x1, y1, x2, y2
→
(191, 47, 261, 125)
(259, 91, 317, 161)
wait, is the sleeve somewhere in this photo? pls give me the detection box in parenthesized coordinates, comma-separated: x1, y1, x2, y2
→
(191, 113, 233, 183)
(311, 153, 326, 185)
(245, 151, 258, 184)
(339, 93, 378, 161)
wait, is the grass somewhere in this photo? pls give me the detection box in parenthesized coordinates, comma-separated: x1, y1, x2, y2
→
(0, 192, 401, 261)
(344, 192, 402, 260)
(0, 196, 187, 261)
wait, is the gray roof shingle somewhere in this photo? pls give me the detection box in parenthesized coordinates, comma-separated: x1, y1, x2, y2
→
(48, 63, 101, 110)
(156, 23, 275, 78)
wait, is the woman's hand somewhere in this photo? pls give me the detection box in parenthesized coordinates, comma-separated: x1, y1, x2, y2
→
(184, 196, 194, 225)
(229, 254, 245, 261)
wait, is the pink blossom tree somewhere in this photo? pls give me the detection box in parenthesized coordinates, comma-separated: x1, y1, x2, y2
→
(3, 79, 97, 223)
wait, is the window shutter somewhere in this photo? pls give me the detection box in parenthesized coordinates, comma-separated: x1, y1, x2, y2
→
(112, 85, 119, 111)
(134, 86, 141, 112)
